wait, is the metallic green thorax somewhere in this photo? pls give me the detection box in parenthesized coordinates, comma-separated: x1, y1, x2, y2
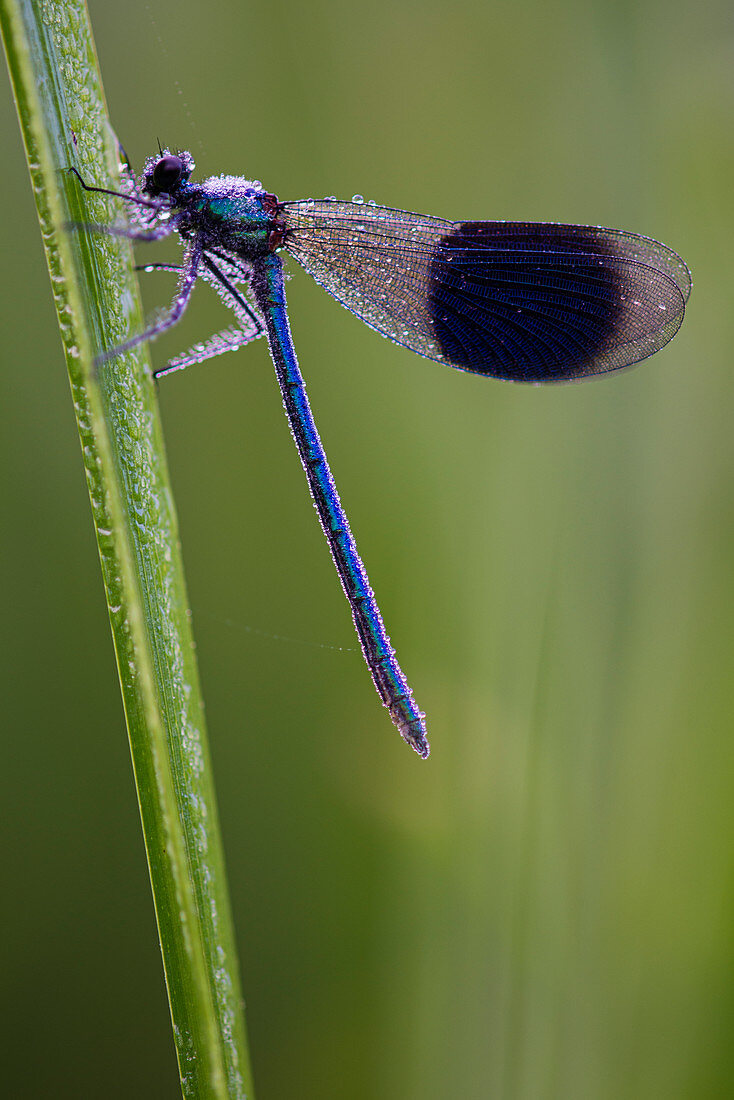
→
(175, 177, 278, 259)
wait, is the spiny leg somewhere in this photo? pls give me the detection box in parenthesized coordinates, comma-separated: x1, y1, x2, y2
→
(137, 255, 265, 378)
(97, 237, 204, 364)
(68, 163, 174, 245)
(67, 165, 162, 216)
(206, 250, 253, 284)
(153, 322, 263, 377)
(201, 254, 261, 333)
(135, 262, 185, 273)
(136, 255, 258, 323)
(68, 214, 179, 245)
(157, 255, 264, 375)
(142, 250, 253, 289)
(99, 221, 179, 244)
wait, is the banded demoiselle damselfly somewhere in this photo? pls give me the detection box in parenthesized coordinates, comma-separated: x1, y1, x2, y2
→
(72, 149, 691, 758)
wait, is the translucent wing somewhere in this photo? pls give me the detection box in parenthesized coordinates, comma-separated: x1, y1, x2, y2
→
(282, 200, 691, 382)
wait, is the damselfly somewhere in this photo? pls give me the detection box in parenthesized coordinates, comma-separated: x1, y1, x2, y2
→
(72, 149, 691, 758)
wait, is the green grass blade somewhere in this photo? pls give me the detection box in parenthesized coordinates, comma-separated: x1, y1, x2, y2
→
(0, 1, 254, 1096)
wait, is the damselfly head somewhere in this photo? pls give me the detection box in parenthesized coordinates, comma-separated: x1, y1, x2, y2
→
(141, 148, 195, 199)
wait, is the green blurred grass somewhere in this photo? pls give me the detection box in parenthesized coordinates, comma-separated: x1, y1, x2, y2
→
(2, 0, 733, 1096)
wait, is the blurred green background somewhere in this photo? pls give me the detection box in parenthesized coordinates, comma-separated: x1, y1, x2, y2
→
(2, 0, 733, 1096)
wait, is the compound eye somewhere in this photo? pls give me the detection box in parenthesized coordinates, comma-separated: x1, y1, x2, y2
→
(152, 154, 183, 192)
